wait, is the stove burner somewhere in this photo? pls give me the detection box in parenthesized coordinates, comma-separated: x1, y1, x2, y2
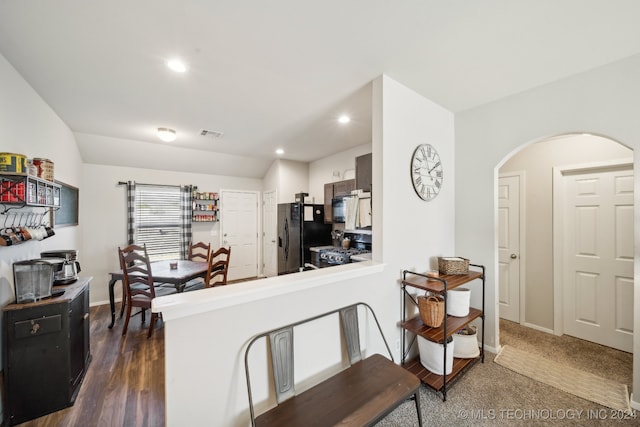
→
(319, 248, 371, 265)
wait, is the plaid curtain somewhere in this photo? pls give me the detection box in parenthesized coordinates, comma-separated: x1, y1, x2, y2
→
(126, 180, 136, 244)
(180, 185, 193, 259)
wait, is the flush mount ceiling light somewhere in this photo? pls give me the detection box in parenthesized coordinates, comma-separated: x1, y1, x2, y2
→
(338, 115, 351, 124)
(166, 59, 187, 73)
(275, 148, 284, 155)
(157, 127, 177, 142)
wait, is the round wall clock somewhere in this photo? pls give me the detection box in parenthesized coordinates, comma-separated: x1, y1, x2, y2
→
(410, 143, 443, 201)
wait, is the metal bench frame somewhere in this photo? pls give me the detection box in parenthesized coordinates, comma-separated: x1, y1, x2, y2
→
(244, 302, 423, 426)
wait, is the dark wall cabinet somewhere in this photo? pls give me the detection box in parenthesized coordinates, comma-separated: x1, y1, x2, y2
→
(323, 179, 355, 223)
(3, 277, 91, 426)
(356, 153, 372, 193)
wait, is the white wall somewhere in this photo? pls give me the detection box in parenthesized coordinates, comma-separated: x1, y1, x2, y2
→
(261, 159, 309, 204)
(308, 143, 372, 203)
(161, 74, 456, 426)
(0, 52, 84, 419)
(80, 163, 262, 305)
(500, 134, 632, 330)
(0, 52, 83, 311)
(455, 54, 640, 406)
(376, 75, 455, 267)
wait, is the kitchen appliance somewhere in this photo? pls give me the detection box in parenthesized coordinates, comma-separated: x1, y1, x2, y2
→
(277, 203, 332, 275)
(318, 247, 370, 265)
(331, 229, 343, 247)
(12, 259, 54, 303)
(40, 249, 81, 285)
(313, 231, 372, 268)
(331, 197, 347, 223)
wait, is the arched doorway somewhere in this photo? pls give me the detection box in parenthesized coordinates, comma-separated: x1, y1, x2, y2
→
(496, 132, 633, 351)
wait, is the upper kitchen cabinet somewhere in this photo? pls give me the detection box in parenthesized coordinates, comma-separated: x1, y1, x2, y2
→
(323, 179, 355, 223)
(333, 179, 356, 197)
(356, 153, 372, 192)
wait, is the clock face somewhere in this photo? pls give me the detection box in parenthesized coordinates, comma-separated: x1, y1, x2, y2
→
(411, 144, 443, 201)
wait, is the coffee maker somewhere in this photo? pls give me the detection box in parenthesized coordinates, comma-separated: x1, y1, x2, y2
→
(40, 250, 81, 285)
(13, 260, 54, 303)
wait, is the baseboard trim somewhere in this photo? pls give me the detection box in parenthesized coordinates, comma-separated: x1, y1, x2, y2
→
(630, 394, 640, 411)
(522, 322, 555, 335)
(484, 344, 500, 354)
(90, 298, 121, 307)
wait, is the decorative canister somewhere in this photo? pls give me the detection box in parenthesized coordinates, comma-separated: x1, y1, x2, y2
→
(32, 158, 54, 181)
(26, 159, 38, 176)
(0, 180, 25, 203)
(452, 326, 480, 358)
(0, 153, 27, 173)
(447, 288, 471, 317)
(418, 336, 454, 375)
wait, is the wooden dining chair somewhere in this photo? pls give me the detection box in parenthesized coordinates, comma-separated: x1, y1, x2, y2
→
(181, 241, 212, 292)
(188, 241, 211, 262)
(205, 246, 231, 287)
(118, 244, 178, 338)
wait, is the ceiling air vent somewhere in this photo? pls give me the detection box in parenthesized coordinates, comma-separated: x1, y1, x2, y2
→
(200, 129, 224, 138)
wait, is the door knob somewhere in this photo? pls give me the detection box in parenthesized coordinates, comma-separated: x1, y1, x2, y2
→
(510, 254, 518, 259)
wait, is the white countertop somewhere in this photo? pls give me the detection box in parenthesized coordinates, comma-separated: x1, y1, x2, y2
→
(309, 245, 339, 252)
(152, 261, 385, 320)
(350, 252, 372, 262)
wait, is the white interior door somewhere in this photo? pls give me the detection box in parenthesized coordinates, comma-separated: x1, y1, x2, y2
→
(262, 190, 277, 277)
(220, 190, 259, 281)
(562, 165, 634, 352)
(498, 174, 521, 323)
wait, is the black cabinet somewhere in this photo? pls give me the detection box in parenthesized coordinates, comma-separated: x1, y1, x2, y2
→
(3, 277, 91, 426)
(323, 179, 355, 223)
(356, 153, 372, 192)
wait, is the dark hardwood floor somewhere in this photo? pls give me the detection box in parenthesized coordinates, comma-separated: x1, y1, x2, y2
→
(16, 304, 166, 427)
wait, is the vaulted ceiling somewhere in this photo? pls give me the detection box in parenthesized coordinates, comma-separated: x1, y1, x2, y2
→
(1, 1, 639, 178)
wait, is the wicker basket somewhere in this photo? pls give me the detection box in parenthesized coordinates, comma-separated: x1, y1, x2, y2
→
(438, 257, 469, 275)
(417, 295, 445, 327)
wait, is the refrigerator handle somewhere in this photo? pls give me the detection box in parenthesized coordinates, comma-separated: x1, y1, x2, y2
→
(284, 218, 289, 260)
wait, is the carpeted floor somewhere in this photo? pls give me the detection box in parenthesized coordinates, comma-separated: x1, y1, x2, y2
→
(375, 319, 636, 426)
(494, 345, 630, 412)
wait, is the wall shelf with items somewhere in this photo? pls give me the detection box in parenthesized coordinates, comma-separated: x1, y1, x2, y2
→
(192, 190, 219, 222)
(1, 173, 61, 212)
(400, 264, 485, 401)
(0, 174, 60, 246)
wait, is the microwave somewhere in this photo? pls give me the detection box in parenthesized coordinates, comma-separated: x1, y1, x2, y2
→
(332, 197, 346, 223)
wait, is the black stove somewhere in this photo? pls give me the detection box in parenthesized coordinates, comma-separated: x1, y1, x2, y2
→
(319, 247, 370, 265)
(312, 231, 372, 267)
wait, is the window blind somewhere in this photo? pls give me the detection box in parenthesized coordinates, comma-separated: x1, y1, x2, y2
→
(135, 185, 183, 261)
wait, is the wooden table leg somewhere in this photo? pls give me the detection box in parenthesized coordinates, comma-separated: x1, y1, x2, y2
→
(108, 277, 118, 329)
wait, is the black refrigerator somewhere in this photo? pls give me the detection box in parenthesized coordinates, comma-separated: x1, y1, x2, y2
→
(278, 203, 332, 274)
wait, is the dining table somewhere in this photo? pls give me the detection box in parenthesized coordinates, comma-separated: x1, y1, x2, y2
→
(107, 259, 209, 329)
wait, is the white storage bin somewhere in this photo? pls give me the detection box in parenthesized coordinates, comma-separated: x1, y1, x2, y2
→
(452, 327, 480, 358)
(418, 336, 454, 375)
(447, 288, 470, 317)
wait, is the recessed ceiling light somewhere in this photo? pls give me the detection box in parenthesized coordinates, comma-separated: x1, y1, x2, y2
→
(157, 127, 177, 142)
(275, 148, 284, 155)
(166, 59, 187, 73)
(338, 115, 351, 124)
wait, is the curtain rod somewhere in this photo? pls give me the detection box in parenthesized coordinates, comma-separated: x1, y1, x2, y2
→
(117, 181, 188, 189)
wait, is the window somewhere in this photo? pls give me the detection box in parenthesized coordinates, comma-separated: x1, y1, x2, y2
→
(123, 181, 192, 261)
(135, 185, 183, 261)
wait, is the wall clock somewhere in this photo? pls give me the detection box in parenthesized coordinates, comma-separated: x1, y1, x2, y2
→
(411, 143, 443, 201)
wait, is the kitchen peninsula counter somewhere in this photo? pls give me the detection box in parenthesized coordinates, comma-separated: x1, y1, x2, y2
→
(152, 261, 383, 322)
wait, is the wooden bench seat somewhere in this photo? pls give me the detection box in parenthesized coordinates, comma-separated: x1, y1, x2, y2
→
(244, 303, 423, 427)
